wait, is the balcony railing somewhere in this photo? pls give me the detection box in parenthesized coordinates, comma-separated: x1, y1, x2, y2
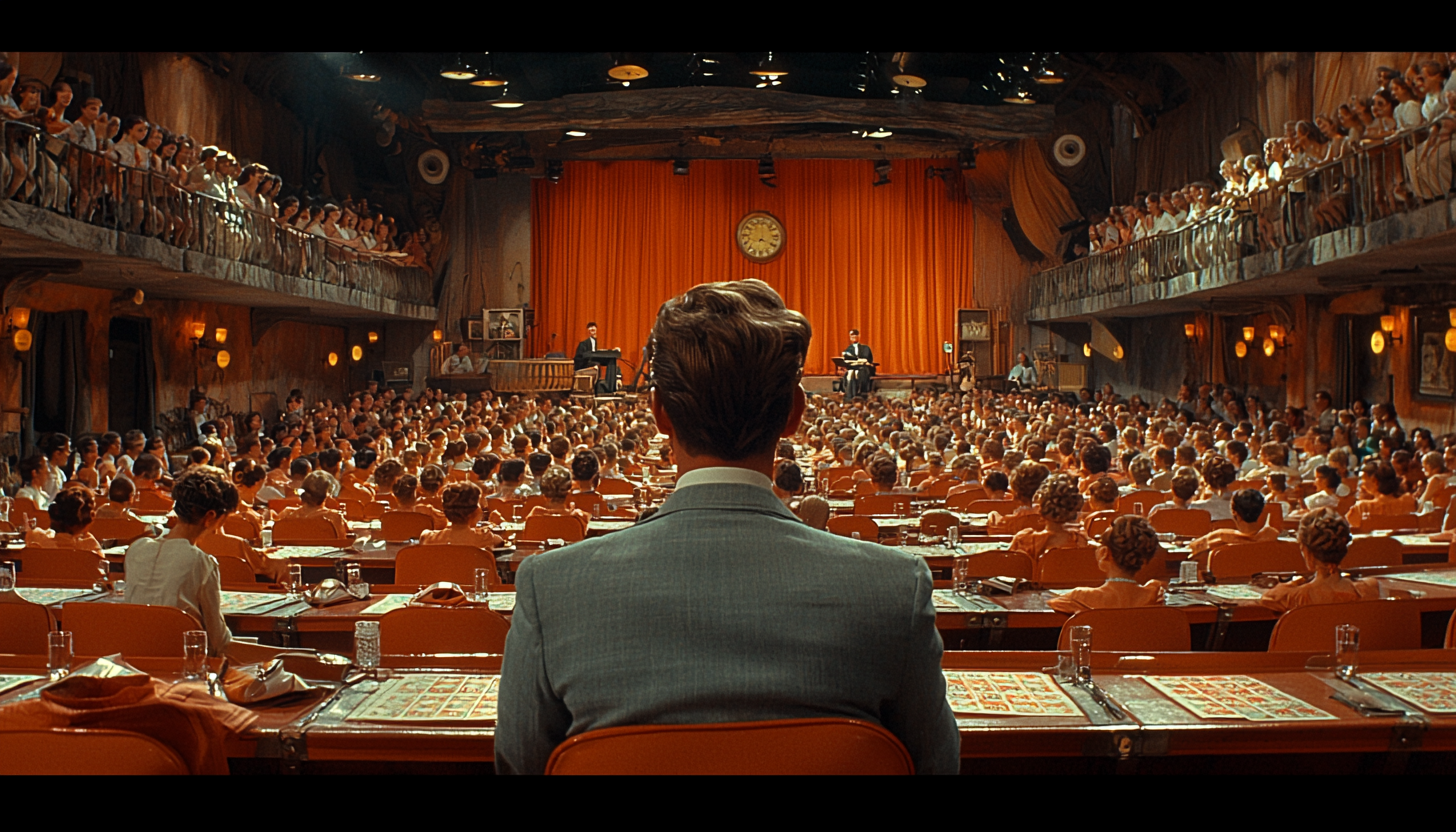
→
(1, 119, 434, 309)
(1029, 125, 1452, 314)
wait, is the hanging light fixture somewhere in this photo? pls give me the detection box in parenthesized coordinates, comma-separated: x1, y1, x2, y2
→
(491, 88, 525, 109)
(890, 53, 927, 89)
(608, 54, 649, 82)
(439, 53, 476, 81)
(216, 350, 231, 369)
(368, 331, 379, 344)
(340, 53, 381, 83)
(1002, 79, 1036, 105)
(751, 52, 788, 87)
(1234, 341, 1248, 359)
(214, 327, 227, 344)
(470, 53, 507, 87)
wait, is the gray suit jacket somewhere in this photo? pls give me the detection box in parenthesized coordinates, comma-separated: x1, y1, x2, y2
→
(494, 482, 959, 774)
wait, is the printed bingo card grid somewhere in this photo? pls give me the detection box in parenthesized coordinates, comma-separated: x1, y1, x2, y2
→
(346, 675, 500, 723)
(1143, 675, 1335, 721)
(942, 672, 1081, 717)
(1361, 672, 1456, 714)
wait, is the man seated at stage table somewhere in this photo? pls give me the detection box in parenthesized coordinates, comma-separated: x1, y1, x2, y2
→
(440, 343, 475, 375)
(1048, 515, 1165, 613)
(497, 278, 958, 775)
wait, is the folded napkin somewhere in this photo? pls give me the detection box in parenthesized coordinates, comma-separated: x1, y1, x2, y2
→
(409, 582, 469, 607)
(303, 578, 370, 607)
(222, 659, 313, 704)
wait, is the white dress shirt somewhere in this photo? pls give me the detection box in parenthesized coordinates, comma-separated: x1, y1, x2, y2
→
(675, 466, 773, 491)
(123, 538, 232, 653)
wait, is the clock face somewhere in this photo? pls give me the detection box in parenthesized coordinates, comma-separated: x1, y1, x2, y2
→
(736, 212, 784, 263)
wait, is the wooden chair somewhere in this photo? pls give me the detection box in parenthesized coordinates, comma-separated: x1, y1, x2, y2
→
(379, 606, 510, 655)
(1357, 514, 1421, 533)
(131, 491, 174, 512)
(854, 494, 912, 517)
(1209, 519, 1237, 531)
(0, 729, 190, 775)
(378, 511, 435, 543)
(1446, 610, 1456, 649)
(222, 514, 260, 542)
(1035, 547, 1104, 585)
(566, 492, 604, 516)
(918, 510, 960, 537)
(544, 718, 914, 775)
(961, 499, 1019, 515)
(523, 495, 551, 512)
(1084, 512, 1116, 539)
(1206, 541, 1305, 582)
(63, 602, 200, 657)
(13, 497, 48, 530)
(826, 515, 879, 541)
(271, 516, 347, 546)
(944, 488, 988, 512)
(13, 549, 105, 585)
(1056, 607, 1192, 651)
(1342, 536, 1404, 569)
(518, 514, 587, 545)
(361, 500, 391, 520)
(1259, 504, 1286, 532)
(854, 480, 878, 497)
(1148, 508, 1212, 538)
(0, 598, 53, 654)
(215, 555, 259, 590)
(266, 496, 302, 512)
(828, 477, 857, 497)
(1267, 601, 1423, 652)
(395, 544, 501, 589)
(991, 513, 1044, 534)
(956, 551, 1034, 580)
(335, 499, 366, 521)
(87, 517, 150, 544)
(908, 471, 931, 487)
(1115, 491, 1162, 516)
(487, 498, 522, 520)
(819, 466, 856, 485)
(597, 478, 634, 496)
(919, 478, 953, 499)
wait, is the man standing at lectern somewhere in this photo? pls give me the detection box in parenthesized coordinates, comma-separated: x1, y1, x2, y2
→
(574, 323, 599, 371)
(843, 329, 874, 400)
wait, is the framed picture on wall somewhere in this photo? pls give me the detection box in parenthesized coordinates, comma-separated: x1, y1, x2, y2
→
(1414, 310, 1456, 400)
(486, 309, 523, 341)
(466, 319, 484, 341)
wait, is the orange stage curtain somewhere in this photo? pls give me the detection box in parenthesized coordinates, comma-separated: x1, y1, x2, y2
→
(530, 158, 976, 376)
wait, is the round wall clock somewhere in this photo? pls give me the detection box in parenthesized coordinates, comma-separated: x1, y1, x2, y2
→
(736, 211, 785, 263)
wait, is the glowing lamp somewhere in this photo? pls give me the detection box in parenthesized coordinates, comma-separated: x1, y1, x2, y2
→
(1262, 337, 1276, 357)
(190, 321, 207, 340)
(1380, 315, 1395, 334)
(1234, 341, 1248, 359)
(351, 345, 363, 361)
(1446, 328, 1456, 353)
(10, 306, 31, 330)
(1242, 326, 1255, 342)
(433, 329, 444, 343)
(216, 350, 231, 369)
(1449, 309, 1456, 328)
(1370, 331, 1386, 355)
(1183, 323, 1196, 339)
(1082, 343, 1092, 358)
(368, 331, 379, 344)
(1268, 324, 1284, 342)
(214, 327, 227, 344)
(13, 329, 32, 351)
(328, 352, 339, 367)
(1112, 345, 1125, 360)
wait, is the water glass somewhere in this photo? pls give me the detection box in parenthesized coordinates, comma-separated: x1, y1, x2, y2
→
(287, 564, 303, 596)
(0, 560, 14, 592)
(512, 503, 524, 522)
(261, 528, 273, 546)
(953, 555, 971, 596)
(474, 567, 491, 602)
(1335, 624, 1360, 680)
(946, 525, 960, 548)
(592, 502, 601, 519)
(47, 631, 72, 681)
(182, 630, 208, 682)
(1070, 625, 1093, 684)
(354, 621, 381, 671)
(345, 563, 363, 587)
(1179, 560, 1200, 585)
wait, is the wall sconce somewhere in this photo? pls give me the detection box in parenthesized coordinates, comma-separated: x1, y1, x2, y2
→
(1183, 323, 1197, 341)
(327, 352, 339, 367)
(10, 306, 32, 331)
(1234, 341, 1248, 359)
(1112, 345, 1125, 360)
(1262, 337, 1277, 357)
(351, 345, 363, 362)
(1082, 343, 1092, 358)
(216, 350, 231, 369)
(1445, 327, 1456, 353)
(5, 306, 31, 352)
(189, 321, 207, 340)
(433, 329, 444, 343)
(1242, 326, 1255, 342)
(214, 327, 228, 344)
(1370, 331, 1387, 355)
(368, 331, 379, 344)
(1378, 315, 1403, 347)
(1449, 308, 1456, 328)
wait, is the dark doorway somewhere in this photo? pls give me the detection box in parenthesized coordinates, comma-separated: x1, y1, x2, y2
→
(108, 317, 155, 433)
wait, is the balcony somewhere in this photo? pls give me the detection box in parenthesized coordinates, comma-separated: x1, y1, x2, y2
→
(1028, 127, 1456, 322)
(0, 120, 436, 321)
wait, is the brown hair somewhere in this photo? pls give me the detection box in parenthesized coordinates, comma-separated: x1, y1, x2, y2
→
(1086, 475, 1119, 507)
(1299, 507, 1351, 565)
(48, 486, 95, 535)
(1036, 474, 1083, 523)
(648, 279, 810, 460)
(1170, 466, 1200, 501)
(1201, 454, 1236, 490)
(300, 471, 338, 506)
(392, 474, 419, 505)
(1009, 461, 1050, 502)
(866, 454, 898, 489)
(171, 466, 239, 524)
(1101, 515, 1159, 571)
(539, 464, 573, 500)
(441, 481, 483, 524)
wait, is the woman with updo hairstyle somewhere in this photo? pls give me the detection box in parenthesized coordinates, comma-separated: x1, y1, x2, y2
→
(1346, 460, 1417, 529)
(392, 472, 447, 530)
(1261, 508, 1378, 611)
(26, 485, 104, 559)
(1049, 515, 1166, 612)
(525, 464, 591, 533)
(1190, 454, 1238, 521)
(988, 461, 1049, 534)
(1009, 473, 1088, 560)
(421, 481, 504, 549)
(866, 454, 899, 494)
(276, 470, 349, 538)
(1083, 475, 1120, 513)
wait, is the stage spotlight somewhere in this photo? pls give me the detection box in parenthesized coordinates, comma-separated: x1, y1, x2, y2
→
(672, 159, 690, 176)
(758, 156, 777, 188)
(1003, 80, 1036, 105)
(546, 160, 563, 183)
(872, 160, 892, 187)
(890, 53, 927, 89)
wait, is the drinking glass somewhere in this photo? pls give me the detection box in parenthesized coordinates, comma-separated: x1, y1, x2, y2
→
(592, 502, 601, 520)
(354, 621, 381, 671)
(261, 528, 272, 546)
(47, 631, 72, 681)
(851, 531, 861, 541)
(1335, 624, 1360, 680)
(946, 525, 960, 549)
(182, 630, 208, 682)
(1133, 502, 1144, 515)
(474, 567, 491, 602)
(512, 503, 524, 522)
(1070, 625, 1093, 684)
(0, 560, 14, 592)
(1179, 561, 1200, 585)
(953, 555, 970, 596)
(287, 564, 303, 596)
(345, 563, 363, 587)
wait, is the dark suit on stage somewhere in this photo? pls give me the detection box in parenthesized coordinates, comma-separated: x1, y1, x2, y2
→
(573, 337, 598, 371)
(843, 343, 875, 398)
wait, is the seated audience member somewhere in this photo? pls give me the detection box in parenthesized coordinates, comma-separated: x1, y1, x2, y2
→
(420, 481, 505, 549)
(988, 461, 1049, 532)
(1189, 489, 1279, 556)
(1009, 474, 1088, 560)
(1149, 467, 1200, 516)
(1083, 475, 1120, 514)
(95, 477, 143, 521)
(1190, 455, 1238, 521)
(1419, 451, 1449, 508)
(418, 464, 448, 506)
(129, 454, 173, 508)
(1303, 465, 1345, 512)
(524, 465, 592, 533)
(124, 467, 236, 655)
(1048, 515, 1165, 612)
(226, 460, 268, 541)
(26, 487, 105, 565)
(1260, 509, 1378, 611)
(944, 456, 983, 498)
(796, 494, 831, 531)
(16, 454, 51, 510)
(495, 278, 958, 775)
(570, 452, 601, 496)
(494, 459, 529, 501)
(276, 471, 349, 538)
(372, 459, 406, 507)
(392, 474, 447, 530)
(772, 458, 804, 507)
(1078, 443, 1113, 489)
(1346, 461, 1417, 529)
(981, 469, 1010, 500)
(1121, 455, 1160, 499)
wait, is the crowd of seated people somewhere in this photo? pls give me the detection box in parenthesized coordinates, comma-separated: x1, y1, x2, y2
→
(1080, 55, 1456, 258)
(0, 60, 431, 272)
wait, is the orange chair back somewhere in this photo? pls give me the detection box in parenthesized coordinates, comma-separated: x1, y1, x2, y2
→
(566, 493, 604, 515)
(14, 499, 49, 530)
(379, 606, 510, 655)
(1035, 547, 1104, 585)
(955, 551, 1034, 580)
(1267, 600, 1422, 652)
(379, 511, 435, 543)
(14, 549, 105, 585)
(487, 498, 522, 518)
(918, 478, 954, 499)
(87, 517, 150, 544)
(0, 729, 190, 775)
(0, 599, 53, 653)
(1207, 541, 1304, 582)
(854, 480, 879, 497)
(523, 495, 551, 512)
(826, 515, 879, 541)
(1342, 536, 1404, 569)
(1359, 514, 1421, 533)
(1133, 546, 1171, 584)
(944, 489, 988, 511)
(828, 476, 857, 497)
(1085, 512, 1115, 539)
(819, 466, 856, 485)
(518, 514, 586, 545)
(335, 499, 366, 521)
(222, 514, 259, 542)
(362, 500, 391, 520)
(395, 545, 501, 589)
(215, 555, 258, 589)
(908, 471, 931, 486)
(544, 718, 914, 775)
(1148, 508, 1212, 538)
(993, 513, 1044, 534)
(63, 602, 200, 657)
(271, 516, 346, 546)
(131, 491, 174, 512)
(1115, 492, 1162, 515)
(1056, 607, 1191, 651)
(855, 494, 912, 517)
(962, 499, 1019, 515)
(918, 510, 959, 537)
(597, 478, 634, 496)
(267, 496, 302, 512)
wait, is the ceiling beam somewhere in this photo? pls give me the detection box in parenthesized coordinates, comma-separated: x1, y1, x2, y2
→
(530, 132, 965, 161)
(423, 87, 1054, 143)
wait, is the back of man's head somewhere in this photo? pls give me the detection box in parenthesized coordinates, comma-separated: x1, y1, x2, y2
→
(649, 279, 810, 460)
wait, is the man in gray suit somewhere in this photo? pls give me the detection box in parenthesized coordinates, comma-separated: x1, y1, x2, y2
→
(495, 279, 959, 775)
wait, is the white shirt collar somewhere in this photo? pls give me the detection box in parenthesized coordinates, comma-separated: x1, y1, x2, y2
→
(675, 466, 773, 491)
